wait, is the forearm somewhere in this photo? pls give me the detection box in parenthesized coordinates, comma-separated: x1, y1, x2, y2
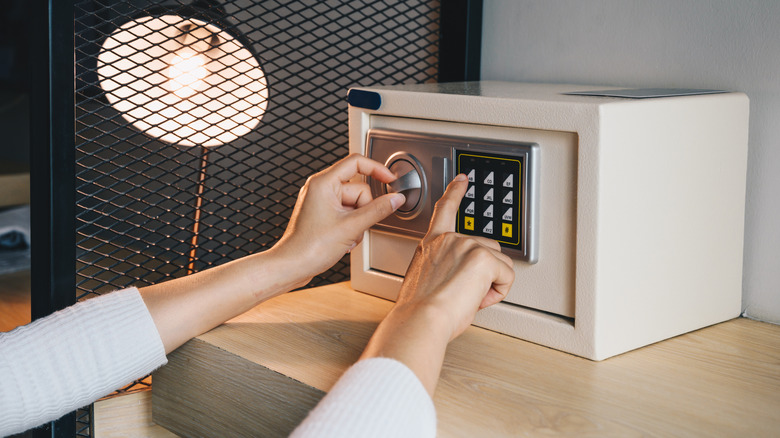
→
(138, 155, 402, 355)
(292, 357, 437, 437)
(360, 304, 451, 397)
(139, 246, 308, 354)
(0, 288, 166, 436)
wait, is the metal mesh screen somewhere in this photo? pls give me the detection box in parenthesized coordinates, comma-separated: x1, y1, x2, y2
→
(72, 0, 440, 435)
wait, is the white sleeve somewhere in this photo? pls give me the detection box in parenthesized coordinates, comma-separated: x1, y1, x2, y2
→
(291, 357, 437, 438)
(0, 287, 168, 436)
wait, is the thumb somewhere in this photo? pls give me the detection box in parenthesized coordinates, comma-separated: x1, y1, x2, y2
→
(348, 192, 405, 232)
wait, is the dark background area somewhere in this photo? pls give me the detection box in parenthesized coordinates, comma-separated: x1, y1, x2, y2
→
(0, 0, 30, 165)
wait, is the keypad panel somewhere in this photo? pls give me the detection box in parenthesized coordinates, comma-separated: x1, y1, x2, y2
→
(457, 151, 523, 251)
(368, 128, 538, 263)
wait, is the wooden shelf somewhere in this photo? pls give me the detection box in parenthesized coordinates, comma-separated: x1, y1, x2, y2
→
(94, 391, 177, 438)
(152, 282, 780, 437)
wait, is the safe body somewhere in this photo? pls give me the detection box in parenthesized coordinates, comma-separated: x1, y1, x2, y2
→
(348, 82, 749, 360)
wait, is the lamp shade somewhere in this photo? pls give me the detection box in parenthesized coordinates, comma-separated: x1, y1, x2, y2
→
(96, 14, 267, 147)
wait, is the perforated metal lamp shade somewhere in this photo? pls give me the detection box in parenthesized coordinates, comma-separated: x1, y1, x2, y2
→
(97, 14, 267, 147)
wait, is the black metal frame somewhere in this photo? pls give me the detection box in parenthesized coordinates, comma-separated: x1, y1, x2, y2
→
(30, 0, 78, 436)
(29, 0, 482, 436)
(440, 0, 483, 82)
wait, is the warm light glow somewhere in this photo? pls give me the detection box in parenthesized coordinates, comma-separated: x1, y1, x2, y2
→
(96, 15, 268, 147)
(167, 51, 208, 98)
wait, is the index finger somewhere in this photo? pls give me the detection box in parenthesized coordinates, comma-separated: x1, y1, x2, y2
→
(425, 174, 468, 238)
(325, 153, 396, 184)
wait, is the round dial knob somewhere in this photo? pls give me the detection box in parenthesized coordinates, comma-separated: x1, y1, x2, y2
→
(381, 152, 427, 220)
(386, 160, 422, 212)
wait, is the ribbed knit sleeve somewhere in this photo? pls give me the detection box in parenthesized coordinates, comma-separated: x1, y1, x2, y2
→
(291, 357, 437, 438)
(0, 287, 167, 436)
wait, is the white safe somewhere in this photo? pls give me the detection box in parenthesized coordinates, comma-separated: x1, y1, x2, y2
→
(347, 82, 749, 360)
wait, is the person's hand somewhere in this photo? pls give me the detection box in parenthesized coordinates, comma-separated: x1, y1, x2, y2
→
(141, 155, 403, 355)
(273, 154, 405, 287)
(394, 173, 515, 341)
(360, 174, 515, 396)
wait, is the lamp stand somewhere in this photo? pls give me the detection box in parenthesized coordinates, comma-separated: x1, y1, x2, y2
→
(187, 146, 209, 275)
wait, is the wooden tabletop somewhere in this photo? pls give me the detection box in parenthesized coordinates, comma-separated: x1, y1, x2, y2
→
(152, 282, 780, 437)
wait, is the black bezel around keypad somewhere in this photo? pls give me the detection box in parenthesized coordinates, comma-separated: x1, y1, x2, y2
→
(457, 151, 522, 245)
(455, 141, 539, 263)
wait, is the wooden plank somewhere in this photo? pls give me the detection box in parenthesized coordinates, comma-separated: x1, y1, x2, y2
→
(196, 282, 387, 391)
(93, 391, 178, 438)
(153, 282, 780, 437)
(152, 338, 324, 437)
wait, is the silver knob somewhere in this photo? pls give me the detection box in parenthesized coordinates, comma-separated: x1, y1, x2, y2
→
(385, 158, 423, 214)
(386, 169, 422, 194)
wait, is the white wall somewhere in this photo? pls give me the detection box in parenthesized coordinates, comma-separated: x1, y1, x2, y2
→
(482, 0, 780, 324)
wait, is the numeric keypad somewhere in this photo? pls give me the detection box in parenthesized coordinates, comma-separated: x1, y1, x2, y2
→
(456, 151, 523, 250)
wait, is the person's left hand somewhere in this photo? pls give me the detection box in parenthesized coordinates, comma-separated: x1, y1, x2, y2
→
(273, 154, 405, 286)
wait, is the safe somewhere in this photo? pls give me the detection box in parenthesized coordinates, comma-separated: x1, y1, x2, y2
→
(347, 82, 749, 360)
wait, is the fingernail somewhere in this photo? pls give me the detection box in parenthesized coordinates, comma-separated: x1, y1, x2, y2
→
(390, 193, 406, 210)
(454, 174, 467, 182)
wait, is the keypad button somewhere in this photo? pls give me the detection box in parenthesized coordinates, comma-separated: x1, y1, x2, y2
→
(483, 188, 494, 202)
(465, 201, 475, 215)
(483, 221, 494, 234)
(502, 207, 513, 221)
(502, 173, 513, 188)
(484, 171, 494, 185)
(464, 216, 474, 231)
(466, 169, 475, 182)
(502, 191, 513, 204)
(502, 223, 513, 238)
(484, 205, 494, 218)
(465, 185, 475, 199)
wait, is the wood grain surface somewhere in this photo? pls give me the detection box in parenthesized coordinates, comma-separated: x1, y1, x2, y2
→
(153, 282, 780, 437)
(93, 391, 178, 438)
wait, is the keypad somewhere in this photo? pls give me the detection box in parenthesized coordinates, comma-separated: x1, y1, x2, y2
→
(456, 150, 522, 250)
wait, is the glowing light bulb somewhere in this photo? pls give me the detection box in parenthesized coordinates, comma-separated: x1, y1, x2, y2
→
(97, 15, 268, 147)
(167, 51, 208, 98)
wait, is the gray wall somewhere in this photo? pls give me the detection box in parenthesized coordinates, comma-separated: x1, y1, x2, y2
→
(482, 0, 779, 323)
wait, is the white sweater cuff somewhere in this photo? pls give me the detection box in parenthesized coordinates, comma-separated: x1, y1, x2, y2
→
(0, 287, 167, 436)
(291, 357, 437, 438)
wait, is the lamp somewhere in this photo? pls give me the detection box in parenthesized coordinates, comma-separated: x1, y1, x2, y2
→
(96, 13, 267, 146)
(96, 8, 267, 273)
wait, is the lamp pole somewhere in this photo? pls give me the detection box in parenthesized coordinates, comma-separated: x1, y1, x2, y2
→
(187, 147, 209, 275)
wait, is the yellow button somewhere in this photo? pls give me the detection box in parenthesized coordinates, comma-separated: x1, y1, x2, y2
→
(464, 216, 474, 231)
(502, 223, 512, 238)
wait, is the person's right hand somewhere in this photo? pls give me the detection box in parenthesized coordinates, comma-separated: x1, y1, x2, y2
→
(394, 173, 515, 342)
(359, 173, 515, 396)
